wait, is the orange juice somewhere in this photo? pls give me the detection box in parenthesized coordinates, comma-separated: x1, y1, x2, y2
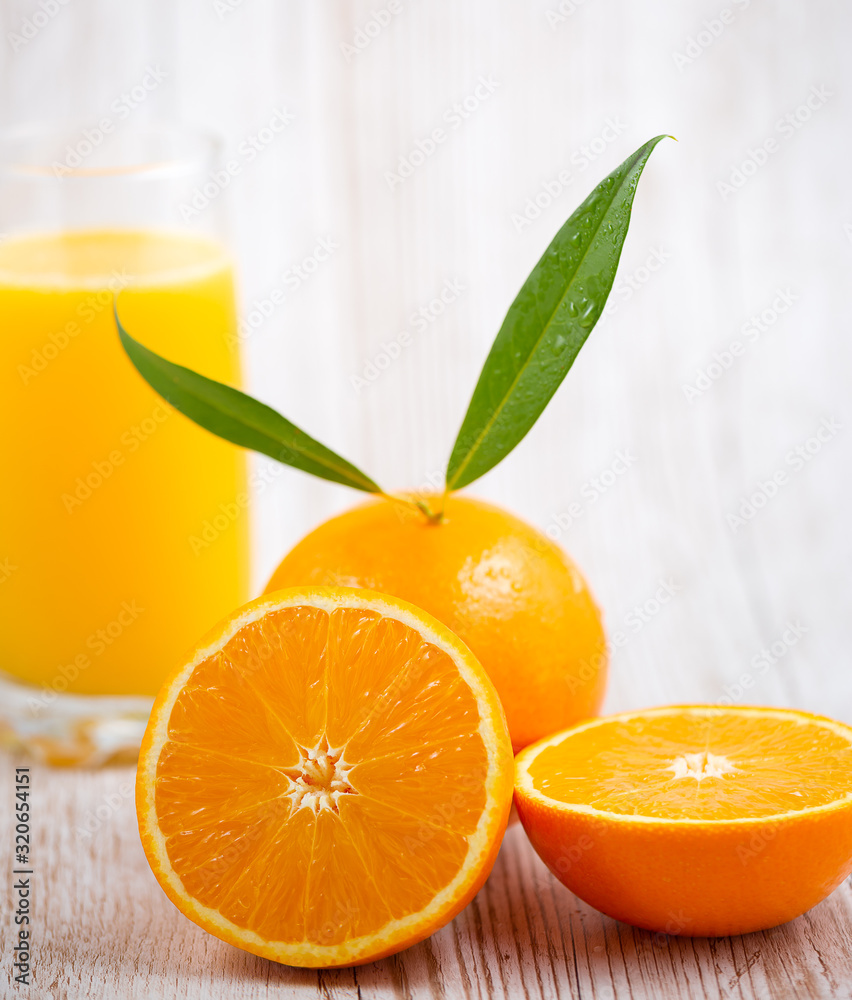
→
(0, 229, 248, 696)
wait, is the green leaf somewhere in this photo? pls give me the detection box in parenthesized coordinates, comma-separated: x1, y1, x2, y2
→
(115, 309, 382, 493)
(446, 135, 670, 491)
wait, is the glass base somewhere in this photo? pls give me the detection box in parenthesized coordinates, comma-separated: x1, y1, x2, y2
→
(0, 670, 153, 766)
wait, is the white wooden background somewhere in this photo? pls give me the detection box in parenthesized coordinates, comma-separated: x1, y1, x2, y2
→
(1, 1, 851, 997)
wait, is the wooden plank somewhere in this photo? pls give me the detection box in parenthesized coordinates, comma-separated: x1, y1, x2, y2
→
(3, 762, 852, 999)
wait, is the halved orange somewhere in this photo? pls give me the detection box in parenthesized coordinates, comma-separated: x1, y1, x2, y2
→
(514, 705, 852, 936)
(137, 587, 513, 967)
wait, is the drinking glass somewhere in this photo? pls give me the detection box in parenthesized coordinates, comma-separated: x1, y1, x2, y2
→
(0, 123, 249, 764)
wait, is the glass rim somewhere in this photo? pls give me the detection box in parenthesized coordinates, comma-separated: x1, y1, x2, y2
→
(0, 120, 223, 181)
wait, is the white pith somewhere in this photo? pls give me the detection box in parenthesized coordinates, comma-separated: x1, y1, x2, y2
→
(665, 751, 738, 781)
(282, 735, 357, 816)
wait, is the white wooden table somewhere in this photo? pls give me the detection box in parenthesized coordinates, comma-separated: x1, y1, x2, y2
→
(1, 0, 851, 996)
(3, 761, 852, 1000)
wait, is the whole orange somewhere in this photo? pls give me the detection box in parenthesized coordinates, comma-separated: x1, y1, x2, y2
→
(264, 493, 607, 751)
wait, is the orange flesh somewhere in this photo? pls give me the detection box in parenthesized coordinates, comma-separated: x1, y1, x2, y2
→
(154, 606, 490, 945)
(528, 709, 852, 820)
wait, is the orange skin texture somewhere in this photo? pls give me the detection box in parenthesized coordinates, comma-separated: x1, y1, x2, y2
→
(515, 793, 852, 937)
(265, 494, 608, 752)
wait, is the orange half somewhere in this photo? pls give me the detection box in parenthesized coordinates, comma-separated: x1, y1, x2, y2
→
(514, 705, 852, 936)
(137, 588, 513, 967)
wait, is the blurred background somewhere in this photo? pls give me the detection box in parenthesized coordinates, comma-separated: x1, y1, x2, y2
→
(2, 0, 848, 719)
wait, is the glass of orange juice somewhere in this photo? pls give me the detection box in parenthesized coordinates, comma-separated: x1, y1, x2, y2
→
(0, 124, 249, 764)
